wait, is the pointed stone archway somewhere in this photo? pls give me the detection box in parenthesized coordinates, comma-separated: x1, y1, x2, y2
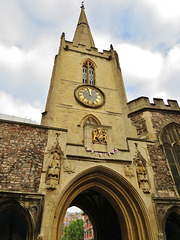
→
(52, 166, 153, 240)
(163, 207, 180, 240)
(0, 200, 34, 240)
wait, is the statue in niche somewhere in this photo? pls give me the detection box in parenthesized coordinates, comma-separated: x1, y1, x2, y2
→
(136, 158, 150, 193)
(92, 128, 107, 144)
(134, 146, 150, 193)
(46, 141, 63, 190)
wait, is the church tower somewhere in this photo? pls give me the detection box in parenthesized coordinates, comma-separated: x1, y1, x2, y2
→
(41, 4, 132, 151)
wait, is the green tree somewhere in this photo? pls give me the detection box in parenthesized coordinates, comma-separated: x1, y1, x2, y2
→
(62, 225, 68, 240)
(62, 219, 84, 240)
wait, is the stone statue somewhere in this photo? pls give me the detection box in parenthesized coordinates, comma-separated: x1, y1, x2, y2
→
(46, 141, 63, 189)
(136, 160, 150, 193)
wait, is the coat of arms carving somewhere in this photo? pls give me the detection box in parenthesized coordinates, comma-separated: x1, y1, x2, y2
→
(92, 128, 107, 144)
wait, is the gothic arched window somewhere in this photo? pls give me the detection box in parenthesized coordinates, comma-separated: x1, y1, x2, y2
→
(80, 114, 101, 127)
(85, 116, 98, 125)
(82, 60, 95, 85)
(162, 123, 180, 194)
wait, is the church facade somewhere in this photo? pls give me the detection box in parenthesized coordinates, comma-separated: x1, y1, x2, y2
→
(0, 5, 180, 240)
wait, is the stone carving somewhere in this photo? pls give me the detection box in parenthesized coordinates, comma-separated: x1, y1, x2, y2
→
(124, 166, 135, 178)
(64, 161, 75, 174)
(135, 148, 150, 193)
(136, 159, 150, 193)
(46, 141, 63, 189)
(29, 205, 38, 221)
(157, 204, 165, 215)
(37, 235, 44, 240)
(92, 128, 107, 144)
(158, 233, 164, 240)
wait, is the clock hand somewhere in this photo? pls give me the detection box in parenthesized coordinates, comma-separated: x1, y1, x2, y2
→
(88, 88, 92, 96)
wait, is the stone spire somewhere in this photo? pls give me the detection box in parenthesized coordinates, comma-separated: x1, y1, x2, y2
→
(73, 4, 95, 48)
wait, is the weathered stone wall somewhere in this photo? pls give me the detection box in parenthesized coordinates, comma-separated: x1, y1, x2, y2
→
(130, 111, 180, 196)
(130, 113, 148, 138)
(151, 112, 180, 133)
(0, 121, 48, 192)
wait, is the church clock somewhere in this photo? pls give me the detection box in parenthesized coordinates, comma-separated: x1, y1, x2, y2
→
(74, 85, 105, 108)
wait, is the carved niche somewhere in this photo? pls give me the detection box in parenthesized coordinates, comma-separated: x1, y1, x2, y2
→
(92, 128, 107, 144)
(46, 141, 63, 190)
(135, 149, 150, 193)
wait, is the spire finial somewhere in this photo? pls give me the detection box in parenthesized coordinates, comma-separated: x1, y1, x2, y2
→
(81, 1, 85, 8)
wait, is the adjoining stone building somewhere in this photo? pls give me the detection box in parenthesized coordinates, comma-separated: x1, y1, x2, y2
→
(0, 4, 180, 240)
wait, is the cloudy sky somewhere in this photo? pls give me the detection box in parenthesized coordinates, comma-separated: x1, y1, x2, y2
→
(0, 0, 180, 123)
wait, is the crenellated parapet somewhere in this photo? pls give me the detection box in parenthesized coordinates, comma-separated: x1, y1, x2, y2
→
(62, 39, 112, 60)
(128, 97, 180, 115)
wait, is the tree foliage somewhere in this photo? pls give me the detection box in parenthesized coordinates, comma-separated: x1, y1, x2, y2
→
(62, 218, 84, 240)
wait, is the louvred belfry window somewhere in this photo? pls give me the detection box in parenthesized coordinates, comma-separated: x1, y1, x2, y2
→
(162, 123, 180, 194)
(82, 60, 95, 85)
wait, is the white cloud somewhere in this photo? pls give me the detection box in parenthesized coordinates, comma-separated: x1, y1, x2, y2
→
(67, 206, 81, 213)
(0, 91, 42, 123)
(145, 0, 180, 22)
(116, 44, 163, 80)
(0, 45, 24, 69)
(114, 43, 180, 104)
(166, 44, 180, 70)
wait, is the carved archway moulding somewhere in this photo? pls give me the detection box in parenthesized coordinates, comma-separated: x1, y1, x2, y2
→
(52, 166, 154, 240)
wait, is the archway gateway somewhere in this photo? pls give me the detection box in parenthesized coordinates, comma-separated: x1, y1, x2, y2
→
(52, 166, 153, 240)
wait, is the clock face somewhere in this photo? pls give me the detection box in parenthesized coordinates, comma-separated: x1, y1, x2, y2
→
(74, 85, 105, 108)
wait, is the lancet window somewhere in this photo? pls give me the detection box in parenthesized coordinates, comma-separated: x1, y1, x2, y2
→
(82, 60, 95, 85)
(162, 123, 180, 194)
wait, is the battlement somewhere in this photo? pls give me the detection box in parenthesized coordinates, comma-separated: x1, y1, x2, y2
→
(128, 97, 180, 115)
(63, 39, 112, 59)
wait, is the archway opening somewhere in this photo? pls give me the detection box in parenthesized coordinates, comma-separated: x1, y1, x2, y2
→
(70, 189, 122, 240)
(0, 208, 28, 240)
(62, 206, 85, 240)
(55, 166, 151, 240)
(165, 212, 180, 240)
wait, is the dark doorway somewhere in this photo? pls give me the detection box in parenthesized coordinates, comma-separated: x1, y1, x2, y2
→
(165, 212, 180, 240)
(0, 208, 27, 240)
(71, 189, 122, 240)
